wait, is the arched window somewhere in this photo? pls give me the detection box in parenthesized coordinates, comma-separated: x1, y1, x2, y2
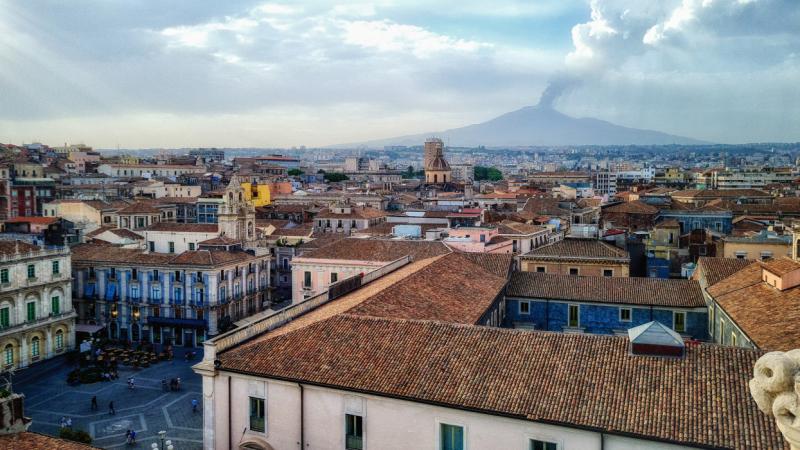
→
(434, 174, 438, 183)
(31, 337, 40, 357)
(55, 330, 64, 350)
(4, 344, 13, 366)
(248, 222, 254, 238)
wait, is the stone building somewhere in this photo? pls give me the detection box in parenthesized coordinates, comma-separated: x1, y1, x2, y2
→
(423, 138, 451, 184)
(0, 240, 74, 369)
(518, 238, 630, 277)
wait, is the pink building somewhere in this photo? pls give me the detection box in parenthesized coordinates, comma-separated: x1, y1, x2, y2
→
(444, 226, 513, 254)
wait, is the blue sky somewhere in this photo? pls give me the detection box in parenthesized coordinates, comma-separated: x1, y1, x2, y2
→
(0, 0, 798, 147)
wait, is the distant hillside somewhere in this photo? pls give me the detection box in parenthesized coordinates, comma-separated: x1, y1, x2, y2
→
(332, 105, 708, 148)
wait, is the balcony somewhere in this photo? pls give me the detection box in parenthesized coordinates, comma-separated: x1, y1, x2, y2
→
(0, 311, 77, 337)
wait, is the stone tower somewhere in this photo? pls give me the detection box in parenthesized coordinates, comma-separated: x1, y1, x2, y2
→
(423, 138, 451, 185)
(217, 175, 256, 243)
(423, 138, 443, 170)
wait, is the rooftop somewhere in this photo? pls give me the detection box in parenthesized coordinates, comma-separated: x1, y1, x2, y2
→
(218, 314, 782, 450)
(693, 256, 753, 287)
(507, 272, 705, 308)
(144, 222, 219, 233)
(297, 238, 450, 263)
(521, 238, 629, 261)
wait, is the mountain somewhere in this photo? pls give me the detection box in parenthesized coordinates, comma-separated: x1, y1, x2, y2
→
(333, 105, 708, 148)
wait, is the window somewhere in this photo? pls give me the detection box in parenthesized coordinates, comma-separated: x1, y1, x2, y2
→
(136, 217, 145, 228)
(519, 301, 531, 315)
(131, 285, 139, 299)
(603, 269, 613, 277)
(27, 264, 35, 279)
(708, 307, 715, 337)
(27, 302, 35, 321)
(720, 319, 726, 343)
(0, 269, 8, 284)
(619, 308, 632, 322)
(4, 344, 12, 366)
(0, 307, 9, 328)
(175, 288, 183, 303)
(331, 273, 338, 283)
(149, 241, 155, 252)
(55, 330, 64, 350)
(152, 306, 160, 317)
(52, 260, 60, 275)
(568, 304, 579, 328)
(735, 251, 747, 259)
(440, 423, 464, 450)
(249, 397, 265, 432)
(569, 267, 579, 276)
(760, 251, 773, 261)
(530, 439, 558, 450)
(731, 332, 738, 346)
(174, 270, 182, 282)
(153, 269, 159, 279)
(345, 414, 363, 450)
(536, 266, 546, 273)
(109, 267, 116, 279)
(304, 271, 312, 288)
(132, 268, 138, 280)
(168, 241, 175, 253)
(674, 311, 686, 333)
(188, 242, 195, 251)
(51, 296, 60, 315)
(31, 337, 40, 357)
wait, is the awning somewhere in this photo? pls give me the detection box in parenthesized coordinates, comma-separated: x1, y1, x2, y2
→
(75, 324, 105, 334)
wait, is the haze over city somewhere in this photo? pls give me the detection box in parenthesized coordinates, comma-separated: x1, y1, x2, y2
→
(2, 0, 799, 148)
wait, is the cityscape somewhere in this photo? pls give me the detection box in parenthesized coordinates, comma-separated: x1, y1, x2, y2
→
(1, 1, 799, 450)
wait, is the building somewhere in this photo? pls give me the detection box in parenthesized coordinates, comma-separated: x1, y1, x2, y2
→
(496, 220, 551, 254)
(194, 294, 783, 450)
(697, 167, 795, 189)
(721, 230, 792, 261)
(0, 240, 74, 369)
(702, 257, 800, 351)
(670, 188, 773, 207)
(601, 200, 659, 231)
(644, 219, 682, 278)
(443, 226, 513, 254)
(189, 148, 225, 164)
(313, 205, 387, 235)
(290, 239, 450, 301)
(423, 138, 451, 184)
(593, 170, 617, 196)
(97, 163, 205, 178)
(658, 207, 734, 234)
(71, 240, 271, 345)
(505, 271, 708, 339)
(519, 238, 630, 277)
(449, 163, 474, 183)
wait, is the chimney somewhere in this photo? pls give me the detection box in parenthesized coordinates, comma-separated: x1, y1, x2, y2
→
(0, 391, 31, 435)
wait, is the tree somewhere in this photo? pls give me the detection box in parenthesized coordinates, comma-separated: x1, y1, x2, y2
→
(324, 172, 349, 183)
(474, 166, 503, 181)
(288, 168, 304, 176)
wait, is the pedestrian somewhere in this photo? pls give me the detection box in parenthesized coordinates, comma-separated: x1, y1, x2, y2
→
(109, 401, 115, 415)
(125, 429, 131, 444)
(130, 429, 136, 444)
(91, 396, 98, 411)
(60, 416, 66, 428)
(162, 377, 168, 392)
(66, 417, 72, 428)
(176, 377, 181, 391)
(192, 398, 198, 413)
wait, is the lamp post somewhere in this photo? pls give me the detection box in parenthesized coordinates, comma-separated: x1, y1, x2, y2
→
(158, 430, 166, 450)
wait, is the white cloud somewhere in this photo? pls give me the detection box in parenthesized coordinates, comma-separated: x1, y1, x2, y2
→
(340, 20, 490, 58)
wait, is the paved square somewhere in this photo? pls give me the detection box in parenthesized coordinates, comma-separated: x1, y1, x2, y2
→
(13, 348, 204, 449)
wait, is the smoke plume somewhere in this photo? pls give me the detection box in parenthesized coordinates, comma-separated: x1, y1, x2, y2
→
(537, 76, 578, 110)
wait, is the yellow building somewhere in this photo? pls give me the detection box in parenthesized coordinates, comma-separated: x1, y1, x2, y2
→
(722, 231, 791, 261)
(117, 154, 139, 165)
(241, 182, 271, 207)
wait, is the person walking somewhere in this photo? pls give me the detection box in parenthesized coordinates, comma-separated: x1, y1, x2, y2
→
(60, 417, 66, 428)
(91, 395, 98, 411)
(192, 398, 198, 413)
(109, 401, 115, 415)
(66, 417, 72, 428)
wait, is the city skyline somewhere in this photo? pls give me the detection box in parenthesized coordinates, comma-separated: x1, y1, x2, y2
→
(1, 0, 799, 148)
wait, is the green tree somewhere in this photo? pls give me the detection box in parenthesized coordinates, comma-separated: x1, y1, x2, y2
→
(474, 166, 503, 181)
(288, 168, 304, 176)
(324, 172, 349, 182)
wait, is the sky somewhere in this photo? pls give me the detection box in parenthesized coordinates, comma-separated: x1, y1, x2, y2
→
(0, 0, 798, 148)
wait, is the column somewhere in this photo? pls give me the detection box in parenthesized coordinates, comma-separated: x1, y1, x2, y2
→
(20, 335, 28, 368)
(45, 328, 53, 359)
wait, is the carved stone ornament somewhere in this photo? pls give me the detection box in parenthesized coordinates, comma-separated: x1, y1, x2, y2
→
(750, 350, 800, 450)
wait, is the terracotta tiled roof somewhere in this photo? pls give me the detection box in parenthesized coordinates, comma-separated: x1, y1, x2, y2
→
(3, 216, 59, 225)
(298, 238, 450, 262)
(346, 252, 508, 324)
(452, 252, 513, 278)
(672, 189, 772, 199)
(170, 249, 255, 266)
(603, 200, 658, 215)
(144, 222, 218, 233)
(707, 262, 800, 351)
(507, 272, 705, 307)
(85, 226, 113, 238)
(693, 256, 753, 287)
(108, 228, 143, 240)
(315, 207, 386, 220)
(522, 238, 629, 260)
(655, 219, 681, 228)
(497, 220, 545, 235)
(218, 315, 784, 450)
(0, 240, 40, 257)
(0, 432, 98, 449)
(198, 236, 239, 246)
(71, 243, 257, 267)
(759, 256, 800, 276)
(116, 202, 160, 214)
